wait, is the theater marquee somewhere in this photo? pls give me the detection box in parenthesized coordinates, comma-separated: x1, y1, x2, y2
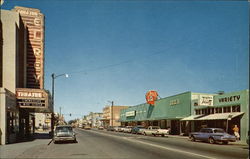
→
(16, 88, 49, 108)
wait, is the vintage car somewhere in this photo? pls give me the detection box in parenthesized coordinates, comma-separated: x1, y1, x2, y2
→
(98, 126, 104, 130)
(123, 126, 133, 133)
(53, 125, 77, 143)
(84, 125, 91, 130)
(131, 125, 146, 134)
(107, 126, 115, 131)
(189, 128, 236, 144)
(143, 126, 170, 137)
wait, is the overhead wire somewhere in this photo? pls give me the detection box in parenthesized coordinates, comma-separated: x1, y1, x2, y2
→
(67, 49, 168, 76)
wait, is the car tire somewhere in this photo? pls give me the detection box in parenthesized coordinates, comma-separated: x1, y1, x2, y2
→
(153, 134, 156, 137)
(222, 141, 228, 145)
(190, 136, 196, 142)
(209, 137, 215, 144)
(161, 134, 165, 137)
(144, 132, 147, 136)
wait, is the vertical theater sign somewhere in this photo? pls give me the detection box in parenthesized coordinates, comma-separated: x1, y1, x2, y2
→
(13, 6, 44, 89)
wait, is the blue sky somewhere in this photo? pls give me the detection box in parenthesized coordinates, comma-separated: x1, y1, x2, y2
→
(2, 0, 249, 121)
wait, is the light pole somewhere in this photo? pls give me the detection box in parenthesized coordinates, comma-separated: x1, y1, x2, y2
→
(51, 73, 68, 135)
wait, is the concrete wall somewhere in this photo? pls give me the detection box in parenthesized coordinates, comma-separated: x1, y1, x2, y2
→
(1, 10, 19, 92)
(0, 88, 6, 145)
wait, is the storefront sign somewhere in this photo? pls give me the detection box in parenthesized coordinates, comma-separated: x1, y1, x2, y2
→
(145, 90, 158, 105)
(219, 95, 240, 103)
(199, 95, 213, 106)
(170, 99, 180, 106)
(126, 111, 136, 117)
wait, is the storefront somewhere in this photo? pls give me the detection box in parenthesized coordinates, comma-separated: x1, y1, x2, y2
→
(16, 88, 52, 140)
(120, 92, 192, 135)
(181, 90, 249, 142)
(0, 88, 19, 144)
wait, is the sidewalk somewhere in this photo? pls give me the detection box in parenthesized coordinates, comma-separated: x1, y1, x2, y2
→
(0, 132, 51, 158)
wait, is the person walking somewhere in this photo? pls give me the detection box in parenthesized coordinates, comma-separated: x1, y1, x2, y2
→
(233, 125, 240, 140)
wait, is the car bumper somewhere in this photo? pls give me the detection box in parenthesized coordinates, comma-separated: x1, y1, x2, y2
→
(54, 136, 75, 142)
(217, 139, 236, 142)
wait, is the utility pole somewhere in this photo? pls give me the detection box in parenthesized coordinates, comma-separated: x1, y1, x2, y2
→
(111, 101, 114, 127)
(59, 107, 62, 116)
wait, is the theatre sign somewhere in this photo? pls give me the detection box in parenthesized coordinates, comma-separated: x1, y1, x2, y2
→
(16, 88, 49, 108)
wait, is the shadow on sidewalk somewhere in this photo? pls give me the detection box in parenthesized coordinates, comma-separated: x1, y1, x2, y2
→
(15, 132, 52, 144)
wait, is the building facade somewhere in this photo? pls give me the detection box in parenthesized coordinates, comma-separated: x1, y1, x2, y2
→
(0, 7, 52, 145)
(84, 112, 103, 128)
(120, 90, 249, 142)
(102, 105, 129, 128)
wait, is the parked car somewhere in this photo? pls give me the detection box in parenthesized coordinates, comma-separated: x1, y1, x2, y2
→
(120, 127, 126, 132)
(84, 125, 91, 130)
(123, 126, 133, 133)
(189, 128, 236, 144)
(107, 126, 115, 131)
(53, 125, 77, 143)
(131, 125, 146, 134)
(143, 126, 170, 137)
(114, 126, 122, 132)
(98, 126, 104, 130)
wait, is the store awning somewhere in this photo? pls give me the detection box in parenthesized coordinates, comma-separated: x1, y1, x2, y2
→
(196, 112, 244, 120)
(181, 115, 205, 121)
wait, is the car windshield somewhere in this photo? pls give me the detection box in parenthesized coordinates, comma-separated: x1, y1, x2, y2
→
(56, 126, 73, 132)
(213, 129, 225, 133)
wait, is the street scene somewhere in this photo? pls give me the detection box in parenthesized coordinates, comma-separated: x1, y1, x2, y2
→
(0, 128, 249, 159)
(0, 0, 249, 159)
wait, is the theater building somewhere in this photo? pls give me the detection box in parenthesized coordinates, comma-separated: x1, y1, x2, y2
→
(0, 6, 52, 145)
(120, 90, 249, 142)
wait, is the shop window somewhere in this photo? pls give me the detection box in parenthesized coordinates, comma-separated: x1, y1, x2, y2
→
(223, 106, 231, 113)
(201, 109, 205, 114)
(209, 108, 214, 114)
(232, 105, 240, 112)
(195, 110, 201, 115)
(215, 107, 222, 113)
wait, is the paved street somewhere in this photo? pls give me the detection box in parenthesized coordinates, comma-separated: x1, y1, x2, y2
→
(0, 129, 248, 159)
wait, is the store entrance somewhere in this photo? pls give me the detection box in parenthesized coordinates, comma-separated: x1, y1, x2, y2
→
(171, 120, 180, 135)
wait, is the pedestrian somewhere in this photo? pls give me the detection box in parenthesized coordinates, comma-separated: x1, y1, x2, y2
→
(232, 125, 240, 140)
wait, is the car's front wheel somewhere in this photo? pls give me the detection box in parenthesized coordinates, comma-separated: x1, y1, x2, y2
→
(222, 141, 228, 145)
(190, 136, 196, 142)
(209, 137, 215, 144)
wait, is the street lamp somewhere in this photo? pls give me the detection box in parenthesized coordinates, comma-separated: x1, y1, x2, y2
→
(108, 101, 114, 127)
(51, 73, 68, 135)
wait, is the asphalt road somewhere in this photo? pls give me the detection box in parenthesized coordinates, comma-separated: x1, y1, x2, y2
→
(11, 128, 249, 159)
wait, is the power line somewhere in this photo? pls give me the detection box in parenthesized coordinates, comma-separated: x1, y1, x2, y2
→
(68, 49, 167, 76)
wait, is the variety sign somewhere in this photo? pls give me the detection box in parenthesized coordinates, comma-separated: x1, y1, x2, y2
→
(219, 95, 240, 103)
